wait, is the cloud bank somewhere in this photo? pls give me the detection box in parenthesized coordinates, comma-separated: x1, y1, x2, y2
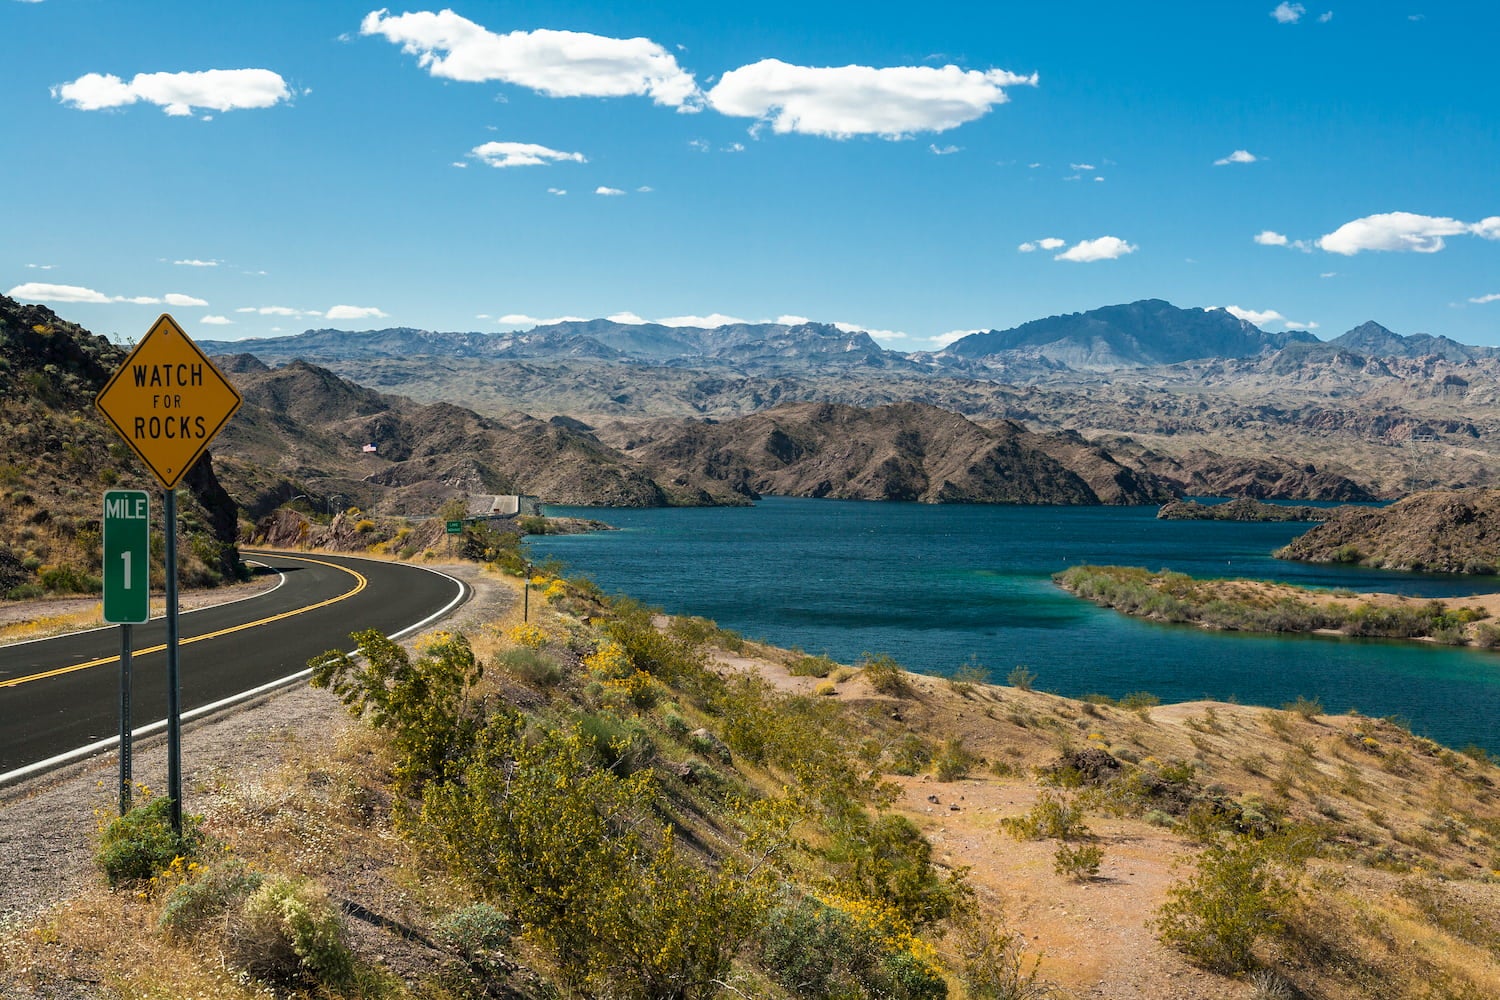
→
(53, 69, 291, 116)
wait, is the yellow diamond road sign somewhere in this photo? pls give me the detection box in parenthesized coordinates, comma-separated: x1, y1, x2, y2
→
(95, 313, 243, 490)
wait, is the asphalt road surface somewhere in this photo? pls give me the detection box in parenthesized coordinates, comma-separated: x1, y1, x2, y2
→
(0, 550, 466, 778)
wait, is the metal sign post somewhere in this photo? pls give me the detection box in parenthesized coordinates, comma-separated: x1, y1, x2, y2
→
(95, 314, 242, 835)
(103, 489, 150, 814)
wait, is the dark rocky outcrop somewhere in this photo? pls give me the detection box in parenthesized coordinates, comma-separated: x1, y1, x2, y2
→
(1275, 488, 1500, 574)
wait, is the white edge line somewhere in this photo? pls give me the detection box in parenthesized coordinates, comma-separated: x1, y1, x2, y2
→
(0, 560, 287, 650)
(0, 559, 469, 788)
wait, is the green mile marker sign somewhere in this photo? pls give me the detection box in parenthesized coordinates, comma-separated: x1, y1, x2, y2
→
(103, 489, 150, 624)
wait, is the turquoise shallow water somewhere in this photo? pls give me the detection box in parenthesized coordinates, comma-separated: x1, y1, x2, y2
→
(529, 497, 1500, 754)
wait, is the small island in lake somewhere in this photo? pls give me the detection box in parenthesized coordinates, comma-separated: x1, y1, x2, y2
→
(1156, 498, 1333, 522)
(1054, 564, 1500, 647)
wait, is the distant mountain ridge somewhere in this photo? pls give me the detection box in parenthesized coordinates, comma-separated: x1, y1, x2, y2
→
(943, 299, 1319, 369)
(200, 299, 1495, 377)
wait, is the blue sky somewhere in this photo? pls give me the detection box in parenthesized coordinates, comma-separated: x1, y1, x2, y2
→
(4, 1, 1497, 349)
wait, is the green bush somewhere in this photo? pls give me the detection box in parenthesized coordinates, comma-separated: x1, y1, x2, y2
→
(494, 646, 564, 688)
(40, 564, 100, 595)
(788, 653, 838, 678)
(435, 901, 512, 975)
(758, 893, 947, 1000)
(1053, 842, 1103, 881)
(1000, 792, 1088, 842)
(933, 737, 977, 782)
(158, 857, 264, 938)
(1153, 834, 1311, 973)
(96, 797, 203, 887)
(1006, 666, 1036, 691)
(860, 653, 913, 697)
(310, 629, 486, 792)
(232, 876, 353, 987)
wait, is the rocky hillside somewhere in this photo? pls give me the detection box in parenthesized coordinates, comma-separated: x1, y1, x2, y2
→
(213, 358, 743, 516)
(1276, 488, 1500, 574)
(0, 295, 242, 594)
(597, 401, 1174, 504)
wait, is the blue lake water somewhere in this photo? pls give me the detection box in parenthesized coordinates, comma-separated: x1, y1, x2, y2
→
(529, 497, 1500, 754)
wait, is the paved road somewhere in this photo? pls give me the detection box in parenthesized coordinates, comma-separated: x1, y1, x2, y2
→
(0, 550, 467, 777)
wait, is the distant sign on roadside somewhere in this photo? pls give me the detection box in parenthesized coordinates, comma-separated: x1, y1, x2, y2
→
(446, 520, 464, 534)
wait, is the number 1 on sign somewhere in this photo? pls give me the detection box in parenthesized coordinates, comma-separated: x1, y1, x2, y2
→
(121, 550, 132, 591)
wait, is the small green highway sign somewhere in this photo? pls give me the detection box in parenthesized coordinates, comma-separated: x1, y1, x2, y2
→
(446, 520, 464, 534)
(103, 489, 150, 624)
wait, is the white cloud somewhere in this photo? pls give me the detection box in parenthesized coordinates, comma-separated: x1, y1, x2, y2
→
(325, 305, 389, 320)
(658, 313, 747, 328)
(688, 139, 711, 152)
(1316, 212, 1499, 255)
(1055, 236, 1136, 262)
(1069, 162, 1095, 171)
(547, 187, 567, 195)
(164, 293, 208, 307)
(173, 258, 219, 267)
(200, 315, 233, 325)
(1320, 272, 1337, 278)
(705, 60, 1037, 139)
(1284, 320, 1320, 330)
(360, 8, 699, 108)
(636, 185, 654, 193)
(470, 141, 587, 168)
(243, 305, 303, 316)
(117, 296, 161, 305)
(832, 320, 906, 341)
(1215, 149, 1258, 165)
(607, 311, 648, 324)
(777, 315, 812, 325)
(595, 186, 625, 196)
(25, 263, 56, 270)
(1470, 293, 1500, 305)
(1018, 237, 1065, 253)
(1220, 305, 1286, 326)
(7, 282, 111, 303)
(930, 143, 962, 155)
(53, 69, 291, 116)
(1254, 230, 1289, 246)
(451, 161, 468, 168)
(930, 329, 982, 348)
(1318, 11, 1334, 22)
(1271, 3, 1306, 24)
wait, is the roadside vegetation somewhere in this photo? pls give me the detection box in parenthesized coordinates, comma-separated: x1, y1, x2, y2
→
(5, 544, 1500, 998)
(1056, 564, 1493, 645)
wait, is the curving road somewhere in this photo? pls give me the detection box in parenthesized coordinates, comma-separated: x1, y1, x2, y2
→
(0, 550, 467, 779)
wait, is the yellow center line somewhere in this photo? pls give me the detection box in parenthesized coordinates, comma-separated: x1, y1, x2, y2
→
(0, 554, 366, 689)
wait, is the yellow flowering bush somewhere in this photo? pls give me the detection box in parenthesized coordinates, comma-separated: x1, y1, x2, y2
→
(584, 639, 633, 680)
(507, 622, 549, 649)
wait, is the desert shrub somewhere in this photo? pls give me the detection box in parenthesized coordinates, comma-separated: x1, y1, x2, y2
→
(494, 646, 563, 688)
(577, 710, 658, 775)
(759, 893, 946, 1000)
(1007, 665, 1036, 691)
(1118, 691, 1160, 711)
(947, 659, 990, 697)
(600, 597, 708, 687)
(1282, 695, 1323, 721)
(816, 680, 837, 696)
(96, 796, 203, 887)
(231, 876, 353, 987)
(829, 813, 970, 928)
(309, 629, 485, 792)
(39, 563, 99, 595)
(506, 621, 549, 649)
(1473, 623, 1500, 648)
(933, 737, 977, 782)
(1153, 834, 1311, 973)
(1001, 792, 1087, 842)
(435, 901, 512, 974)
(860, 653, 913, 697)
(885, 733, 934, 776)
(789, 653, 838, 677)
(1053, 842, 1104, 881)
(158, 857, 264, 939)
(420, 714, 767, 997)
(954, 910, 1053, 999)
